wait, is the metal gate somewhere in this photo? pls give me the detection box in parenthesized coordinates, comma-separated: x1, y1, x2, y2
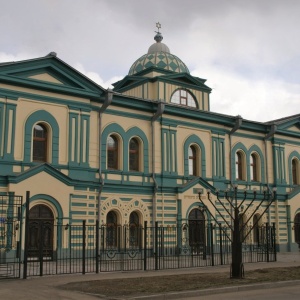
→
(0, 194, 23, 279)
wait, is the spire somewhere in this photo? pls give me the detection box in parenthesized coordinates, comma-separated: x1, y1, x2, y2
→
(154, 22, 163, 43)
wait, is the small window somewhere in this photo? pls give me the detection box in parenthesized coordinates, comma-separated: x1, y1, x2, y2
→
(188, 145, 197, 176)
(33, 123, 47, 162)
(250, 153, 258, 181)
(171, 89, 197, 108)
(129, 138, 139, 171)
(107, 135, 118, 169)
(292, 159, 299, 185)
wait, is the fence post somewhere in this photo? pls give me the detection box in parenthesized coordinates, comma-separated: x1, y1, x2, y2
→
(96, 220, 99, 273)
(155, 221, 158, 270)
(272, 223, 277, 262)
(266, 223, 269, 263)
(82, 220, 86, 275)
(219, 223, 223, 265)
(39, 221, 44, 276)
(144, 221, 147, 271)
(210, 223, 214, 266)
(23, 191, 30, 279)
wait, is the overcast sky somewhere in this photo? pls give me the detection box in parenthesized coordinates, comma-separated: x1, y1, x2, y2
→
(1, 0, 300, 122)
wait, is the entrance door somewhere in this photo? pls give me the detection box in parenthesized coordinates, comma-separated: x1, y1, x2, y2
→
(28, 205, 54, 259)
(188, 208, 206, 253)
(294, 213, 300, 248)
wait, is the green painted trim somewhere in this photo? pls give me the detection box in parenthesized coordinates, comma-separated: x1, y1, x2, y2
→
(212, 136, 225, 178)
(24, 110, 59, 164)
(69, 112, 79, 164)
(288, 151, 300, 185)
(184, 134, 206, 177)
(101, 123, 150, 173)
(249, 144, 266, 183)
(3, 104, 16, 160)
(80, 114, 90, 166)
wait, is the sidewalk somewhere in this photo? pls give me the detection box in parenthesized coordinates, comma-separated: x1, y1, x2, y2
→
(0, 253, 300, 300)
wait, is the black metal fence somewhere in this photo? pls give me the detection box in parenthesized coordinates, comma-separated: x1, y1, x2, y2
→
(0, 195, 23, 279)
(23, 220, 276, 277)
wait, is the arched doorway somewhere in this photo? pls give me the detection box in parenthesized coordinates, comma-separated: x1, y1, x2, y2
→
(106, 211, 119, 249)
(294, 213, 300, 248)
(28, 204, 54, 259)
(129, 211, 141, 248)
(188, 208, 206, 253)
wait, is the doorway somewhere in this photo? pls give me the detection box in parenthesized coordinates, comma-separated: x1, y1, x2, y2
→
(28, 204, 54, 259)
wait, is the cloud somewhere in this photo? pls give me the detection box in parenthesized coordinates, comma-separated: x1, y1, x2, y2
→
(74, 63, 123, 89)
(192, 66, 300, 122)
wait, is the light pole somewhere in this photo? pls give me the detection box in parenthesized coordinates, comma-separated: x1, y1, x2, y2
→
(198, 185, 277, 278)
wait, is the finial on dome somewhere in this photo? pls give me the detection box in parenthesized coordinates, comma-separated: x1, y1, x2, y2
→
(154, 22, 163, 43)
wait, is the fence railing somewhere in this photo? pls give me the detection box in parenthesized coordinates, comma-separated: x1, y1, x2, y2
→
(23, 221, 276, 277)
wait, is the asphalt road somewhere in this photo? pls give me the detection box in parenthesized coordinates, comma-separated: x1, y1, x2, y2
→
(184, 284, 300, 300)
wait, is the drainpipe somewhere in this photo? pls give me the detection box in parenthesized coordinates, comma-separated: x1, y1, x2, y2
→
(264, 123, 277, 225)
(229, 115, 243, 186)
(151, 101, 165, 227)
(97, 89, 113, 225)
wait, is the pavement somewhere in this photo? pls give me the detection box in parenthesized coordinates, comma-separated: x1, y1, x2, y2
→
(1, 253, 300, 300)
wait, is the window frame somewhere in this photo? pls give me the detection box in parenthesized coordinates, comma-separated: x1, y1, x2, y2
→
(250, 153, 259, 182)
(188, 145, 198, 176)
(235, 151, 244, 180)
(107, 134, 119, 170)
(129, 138, 140, 172)
(171, 89, 197, 108)
(292, 158, 299, 185)
(32, 123, 48, 162)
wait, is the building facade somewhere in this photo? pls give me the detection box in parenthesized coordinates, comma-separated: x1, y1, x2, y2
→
(0, 28, 300, 256)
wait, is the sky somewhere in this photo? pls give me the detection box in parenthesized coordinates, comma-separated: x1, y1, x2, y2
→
(1, 0, 300, 122)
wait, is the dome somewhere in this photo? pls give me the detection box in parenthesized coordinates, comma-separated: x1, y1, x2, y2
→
(128, 30, 189, 75)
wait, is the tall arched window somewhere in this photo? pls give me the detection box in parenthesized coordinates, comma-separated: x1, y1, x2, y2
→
(129, 138, 139, 171)
(292, 159, 299, 185)
(250, 153, 258, 181)
(33, 123, 48, 162)
(188, 145, 197, 176)
(171, 89, 197, 108)
(235, 151, 244, 180)
(107, 135, 118, 170)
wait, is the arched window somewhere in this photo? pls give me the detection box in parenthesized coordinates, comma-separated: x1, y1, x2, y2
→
(171, 89, 197, 108)
(294, 213, 300, 248)
(129, 211, 141, 248)
(292, 158, 299, 185)
(188, 208, 205, 253)
(235, 151, 244, 180)
(33, 123, 48, 162)
(188, 145, 197, 176)
(107, 135, 118, 170)
(106, 211, 118, 248)
(250, 153, 258, 181)
(129, 138, 139, 171)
